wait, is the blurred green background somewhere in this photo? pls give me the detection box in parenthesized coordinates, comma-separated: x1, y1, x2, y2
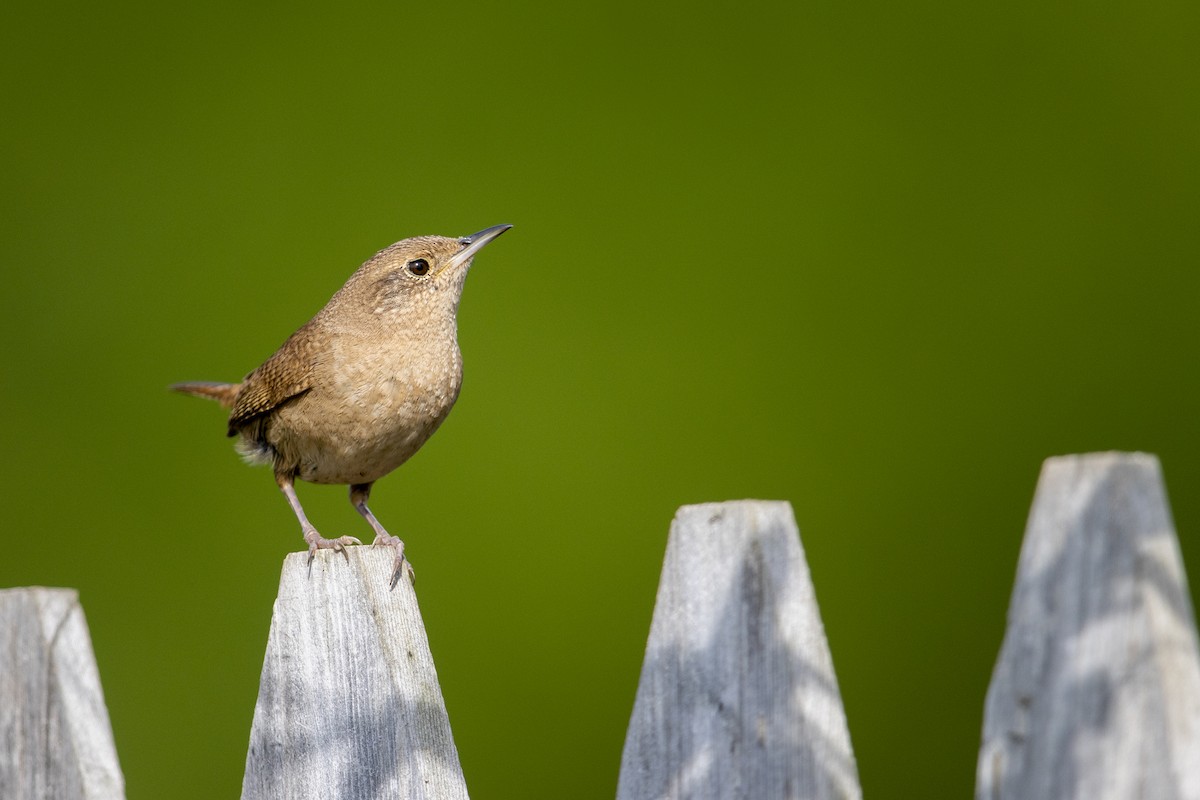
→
(2, 1, 1198, 798)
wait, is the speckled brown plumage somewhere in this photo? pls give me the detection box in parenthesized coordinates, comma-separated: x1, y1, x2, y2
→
(172, 225, 511, 586)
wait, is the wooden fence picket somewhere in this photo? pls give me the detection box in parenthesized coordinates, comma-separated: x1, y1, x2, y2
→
(976, 452, 1200, 800)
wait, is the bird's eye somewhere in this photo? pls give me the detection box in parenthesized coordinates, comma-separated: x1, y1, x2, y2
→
(407, 258, 430, 276)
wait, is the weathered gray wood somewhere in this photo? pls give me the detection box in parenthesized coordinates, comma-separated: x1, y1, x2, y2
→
(977, 452, 1200, 800)
(241, 548, 468, 800)
(0, 587, 125, 800)
(617, 501, 862, 800)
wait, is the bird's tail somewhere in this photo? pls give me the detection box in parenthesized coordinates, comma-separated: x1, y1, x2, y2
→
(170, 381, 241, 409)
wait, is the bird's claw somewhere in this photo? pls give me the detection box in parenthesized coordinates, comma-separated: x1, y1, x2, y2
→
(370, 532, 414, 588)
(392, 558, 416, 589)
(305, 533, 363, 563)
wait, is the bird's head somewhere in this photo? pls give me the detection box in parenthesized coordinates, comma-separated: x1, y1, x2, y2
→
(343, 224, 512, 320)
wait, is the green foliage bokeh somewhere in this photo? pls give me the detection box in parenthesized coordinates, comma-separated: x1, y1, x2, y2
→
(2, 1, 1198, 798)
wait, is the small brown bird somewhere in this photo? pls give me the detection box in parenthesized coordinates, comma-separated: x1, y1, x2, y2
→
(173, 224, 511, 586)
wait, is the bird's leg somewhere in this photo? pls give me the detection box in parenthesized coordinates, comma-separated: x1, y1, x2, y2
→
(276, 472, 360, 563)
(349, 482, 413, 587)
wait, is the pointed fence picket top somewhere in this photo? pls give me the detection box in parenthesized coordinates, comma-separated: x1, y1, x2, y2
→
(617, 500, 862, 800)
(0, 587, 125, 800)
(241, 547, 468, 800)
(977, 452, 1200, 800)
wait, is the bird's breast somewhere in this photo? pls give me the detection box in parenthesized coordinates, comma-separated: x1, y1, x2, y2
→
(273, 339, 464, 485)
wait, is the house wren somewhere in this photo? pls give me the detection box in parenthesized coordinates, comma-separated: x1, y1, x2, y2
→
(172, 224, 511, 586)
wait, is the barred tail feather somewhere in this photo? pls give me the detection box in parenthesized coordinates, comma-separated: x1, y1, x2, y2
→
(170, 381, 241, 409)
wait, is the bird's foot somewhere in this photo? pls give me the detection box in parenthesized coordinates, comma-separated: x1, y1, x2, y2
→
(304, 530, 362, 564)
(370, 532, 414, 588)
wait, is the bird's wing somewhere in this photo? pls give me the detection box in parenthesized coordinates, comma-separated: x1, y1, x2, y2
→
(227, 326, 320, 435)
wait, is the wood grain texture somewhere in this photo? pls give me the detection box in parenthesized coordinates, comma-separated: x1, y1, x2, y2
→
(240, 548, 468, 800)
(617, 501, 861, 800)
(0, 587, 125, 800)
(977, 452, 1200, 800)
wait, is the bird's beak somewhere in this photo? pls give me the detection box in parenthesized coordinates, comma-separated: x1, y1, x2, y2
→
(443, 224, 513, 274)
